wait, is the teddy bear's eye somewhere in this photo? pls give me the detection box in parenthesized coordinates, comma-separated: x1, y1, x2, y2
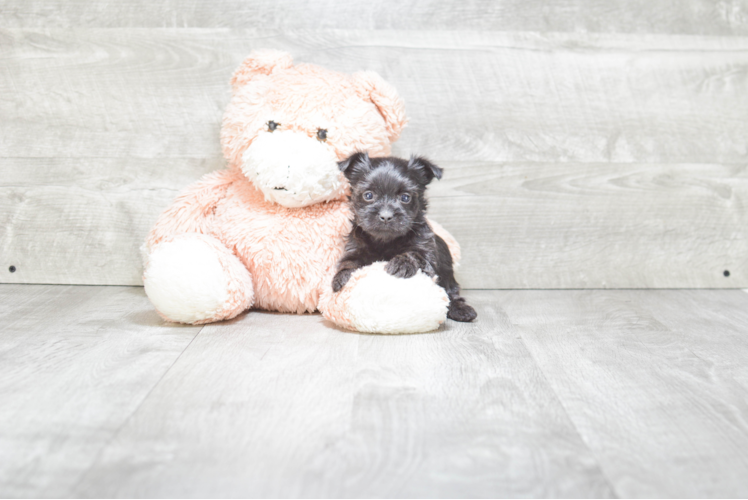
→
(267, 121, 279, 132)
(363, 191, 374, 201)
(400, 193, 411, 204)
(317, 129, 327, 141)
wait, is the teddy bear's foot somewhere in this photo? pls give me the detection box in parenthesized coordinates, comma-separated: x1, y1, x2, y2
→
(319, 261, 449, 334)
(143, 234, 254, 324)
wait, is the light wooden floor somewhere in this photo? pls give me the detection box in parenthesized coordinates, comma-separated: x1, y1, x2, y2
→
(2, 285, 748, 497)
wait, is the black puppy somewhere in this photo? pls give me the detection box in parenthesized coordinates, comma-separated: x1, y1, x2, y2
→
(332, 152, 477, 322)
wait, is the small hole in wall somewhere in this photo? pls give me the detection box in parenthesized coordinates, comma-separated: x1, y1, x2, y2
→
(724, 270, 730, 277)
(9, 266, 16, 273)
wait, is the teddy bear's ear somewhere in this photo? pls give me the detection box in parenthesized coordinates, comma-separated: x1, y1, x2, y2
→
(230, 50, 294, 90)
(352, 71, 408, 143)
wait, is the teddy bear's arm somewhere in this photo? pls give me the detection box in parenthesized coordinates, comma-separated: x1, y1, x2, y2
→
(142, 168, 254, 325)
(320, 219, 459, 334)
(146, 169, 242, 250)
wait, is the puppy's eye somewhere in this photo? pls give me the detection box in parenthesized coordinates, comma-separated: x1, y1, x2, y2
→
(267, 121, 279, 132)
(400, 193, 411, 203)
(317, 129, 328, 141)
(363, 191, 374, 201)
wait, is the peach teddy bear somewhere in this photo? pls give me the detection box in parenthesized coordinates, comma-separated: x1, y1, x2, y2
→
(142, 50, 459, 334)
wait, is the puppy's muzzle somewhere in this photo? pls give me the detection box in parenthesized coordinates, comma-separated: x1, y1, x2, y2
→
(378, 208, 394, 223)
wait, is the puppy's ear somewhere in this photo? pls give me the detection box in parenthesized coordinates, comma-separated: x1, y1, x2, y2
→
(407, 156, 443, 185)
(338, 152, 373, 182)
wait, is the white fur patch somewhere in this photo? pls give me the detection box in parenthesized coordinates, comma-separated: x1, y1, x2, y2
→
(345, 262, 449, 334)
(242, 130, 345, 208)
(143, 237, 230, 324)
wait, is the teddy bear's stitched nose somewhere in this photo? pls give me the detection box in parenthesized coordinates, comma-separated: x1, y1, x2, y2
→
(241, 129, 341, 208)
(273, 166, 291, 190)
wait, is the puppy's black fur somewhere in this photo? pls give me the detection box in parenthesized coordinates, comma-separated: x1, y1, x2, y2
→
(333, 152, 477, 323)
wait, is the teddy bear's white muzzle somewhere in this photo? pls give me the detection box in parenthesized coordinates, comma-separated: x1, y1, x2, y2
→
(241, 130, 345, 208)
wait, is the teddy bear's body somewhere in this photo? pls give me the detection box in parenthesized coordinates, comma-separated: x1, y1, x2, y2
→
(146, 166, 351, 317)
(142, 50, 458, 333)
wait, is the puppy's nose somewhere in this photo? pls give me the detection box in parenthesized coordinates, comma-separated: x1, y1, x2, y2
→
(378, 209, 394, 223)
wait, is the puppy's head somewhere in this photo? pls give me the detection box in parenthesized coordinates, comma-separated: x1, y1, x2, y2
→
(339, 152, 443, 241)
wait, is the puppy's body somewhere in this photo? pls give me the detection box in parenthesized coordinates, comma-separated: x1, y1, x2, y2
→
(333, 153, 477, 323)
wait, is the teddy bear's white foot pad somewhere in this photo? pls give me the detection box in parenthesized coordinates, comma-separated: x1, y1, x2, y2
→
(319, 261, 449, 334)
(143, 234, 254, 325)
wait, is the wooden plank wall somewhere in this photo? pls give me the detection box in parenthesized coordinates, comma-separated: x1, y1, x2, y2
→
(1, 1, 747, 288)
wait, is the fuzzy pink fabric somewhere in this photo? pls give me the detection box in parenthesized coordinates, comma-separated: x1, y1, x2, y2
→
(221, 53, 407, 167)
(143, 50, 457, 327)
(317, 264, 368, 328)
(147, 168, 351, 314)
(145, 233, 255, 324)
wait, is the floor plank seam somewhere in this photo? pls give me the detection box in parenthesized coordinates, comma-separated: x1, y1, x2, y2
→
(67, 323, 206, 496)
(510, 319, 621, 498)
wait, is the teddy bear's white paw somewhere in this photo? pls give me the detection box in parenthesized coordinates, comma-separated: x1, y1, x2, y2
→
(143, 234, 254, 324)
(319, 261, 449, 334)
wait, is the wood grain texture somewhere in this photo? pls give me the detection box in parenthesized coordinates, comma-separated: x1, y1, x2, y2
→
(3, 160, 745, 288)
(0, 284, 201, 497)
(2, 29, 748, 163)
(3, 0, 748, 35)
(2, 28, 747, 287)
(1, 158, 222, 285)
(429, 162, 748, 289)
(501, 289, 748, 497)
(72, 292, 613, 498)
(5, 286, 748, 497)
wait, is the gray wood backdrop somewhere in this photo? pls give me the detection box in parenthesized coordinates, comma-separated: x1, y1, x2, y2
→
(2, 1, 747, 288)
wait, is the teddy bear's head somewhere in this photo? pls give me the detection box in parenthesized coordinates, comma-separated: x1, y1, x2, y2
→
(220, 50, 408, 209)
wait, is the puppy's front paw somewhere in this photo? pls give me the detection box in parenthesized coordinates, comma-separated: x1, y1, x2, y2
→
(385, 254, 419, 279)
(448, 299, 477, 322)
(332, 269, 354, 292)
